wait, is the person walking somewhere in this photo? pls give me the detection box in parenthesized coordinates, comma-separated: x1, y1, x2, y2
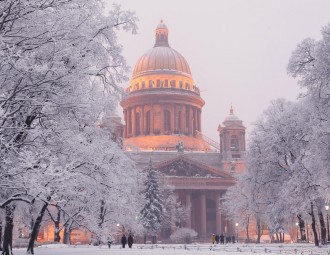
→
(215, 234, 219, 244)
(220, 233, 224, 244)
(211, 233, 216, 244)
(107, 235, 112, 248)
(128, 234, 134, 248)
(121, 234, 127, 248)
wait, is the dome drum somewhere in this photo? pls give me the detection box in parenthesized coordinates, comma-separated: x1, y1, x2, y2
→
(121, 90, 205, 109)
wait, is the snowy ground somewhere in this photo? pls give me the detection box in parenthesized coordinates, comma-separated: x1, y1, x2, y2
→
(12, 243, 330, 255)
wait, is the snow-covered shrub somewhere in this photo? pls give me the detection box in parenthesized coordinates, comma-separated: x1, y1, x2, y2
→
(170, 228, 197, 244)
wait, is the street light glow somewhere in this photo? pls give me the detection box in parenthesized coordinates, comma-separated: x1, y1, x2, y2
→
(325, 205, 329, 211)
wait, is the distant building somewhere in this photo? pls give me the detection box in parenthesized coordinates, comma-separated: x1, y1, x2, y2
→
(120, 20, 246, 240)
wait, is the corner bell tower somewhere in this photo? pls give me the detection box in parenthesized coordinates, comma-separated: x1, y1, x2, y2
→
(218, 106, 246, 160)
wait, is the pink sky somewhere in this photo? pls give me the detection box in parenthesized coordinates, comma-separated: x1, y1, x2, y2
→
(114, 0, 330, 142)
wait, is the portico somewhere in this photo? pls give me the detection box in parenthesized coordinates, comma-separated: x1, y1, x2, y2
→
(155, 155, 235, 239)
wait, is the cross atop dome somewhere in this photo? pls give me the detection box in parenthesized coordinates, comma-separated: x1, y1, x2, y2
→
(155, 19, 169, 47)
(230, 104, 234, 115)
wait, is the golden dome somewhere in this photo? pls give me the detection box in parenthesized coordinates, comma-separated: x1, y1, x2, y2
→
(132, 47, 192, 79)
(132, 20, 192, 79)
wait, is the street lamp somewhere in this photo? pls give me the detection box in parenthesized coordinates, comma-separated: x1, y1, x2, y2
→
(295, 222, 299, 242)
(235, 223, 239, 242)
(325, 204, 329, 243)
(117, 223, 121, 244)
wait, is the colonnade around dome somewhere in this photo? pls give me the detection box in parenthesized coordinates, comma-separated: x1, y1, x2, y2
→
(126, 74, 200, 95)
(123, 103, 202, 138)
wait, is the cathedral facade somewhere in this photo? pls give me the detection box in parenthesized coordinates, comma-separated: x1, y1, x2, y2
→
(120, 21, 246, 240)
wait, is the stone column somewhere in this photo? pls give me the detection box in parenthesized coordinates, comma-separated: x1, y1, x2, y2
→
(170, 104, 175, 133)
(193, 107, 197, 135)
(243, 132, 246, 151)
(132, 107, 136, 136)
(198, 109, 201, 132)
(181, 105, 186, 134)
(216, 193, 222, 234)
(189, 106, 194, 135)
(141, 105, 144, 135)
(200, 191, 207, 238)
(151, 104, 154, 134)
(127, 107, 131, 136)
(186, 191, 192, 229)
(123, 109, 127, 138)
(160, 104, 164, 134)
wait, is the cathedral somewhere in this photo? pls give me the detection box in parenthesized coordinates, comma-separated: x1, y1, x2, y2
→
(120, 20, 246, 240)
(32, 20, 247, 245)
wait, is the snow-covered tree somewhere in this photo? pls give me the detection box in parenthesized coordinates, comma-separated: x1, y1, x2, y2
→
(0, 0, 140, 254)
(222, 175, 253, 242)
(170, 228, 197, 244)
(140, 160, 165, 244)
(160, 182, 189, 230)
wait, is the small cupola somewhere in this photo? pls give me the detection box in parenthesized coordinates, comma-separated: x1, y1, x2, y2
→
(154, 19, 169, 47)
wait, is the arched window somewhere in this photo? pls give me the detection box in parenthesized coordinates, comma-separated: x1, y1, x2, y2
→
(146, 111, 150, 135)
(230, 135, 239, 151)
(164, 110, 171, 132)
(135, 112, 140, 136)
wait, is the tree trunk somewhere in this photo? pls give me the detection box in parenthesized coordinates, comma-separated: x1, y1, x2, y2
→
(27, 198, 50, 254)
(256, 216, 261, 243)
(318, 210, 326, 245)
(152, 235, 156, 244)
(63, 225, 71, 245)
(54, 209, 61, 243)
(1, 204, 15, 255)
(245, 216, 250, 243)
(297, 214, 307, 241)
(309, 203, 319, 246)
(95, 200, 106, 245)
(0, 220, 3, 251)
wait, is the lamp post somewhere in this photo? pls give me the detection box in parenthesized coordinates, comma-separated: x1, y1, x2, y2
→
(117, 223, 120, 244)
(325, 204, 329, 243)
(295, 222, 299, 242)
(235, 223, 239, 243)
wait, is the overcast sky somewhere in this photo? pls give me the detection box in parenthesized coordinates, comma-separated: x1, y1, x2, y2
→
(113, 0, 330, 142)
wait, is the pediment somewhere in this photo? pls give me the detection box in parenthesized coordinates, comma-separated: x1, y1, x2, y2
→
(154, 155, 233, 179)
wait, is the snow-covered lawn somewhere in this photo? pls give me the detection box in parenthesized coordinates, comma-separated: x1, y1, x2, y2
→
(12, 243, 330, 255)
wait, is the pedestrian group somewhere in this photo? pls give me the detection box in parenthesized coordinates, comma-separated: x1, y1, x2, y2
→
(211, 233, 236, 244)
